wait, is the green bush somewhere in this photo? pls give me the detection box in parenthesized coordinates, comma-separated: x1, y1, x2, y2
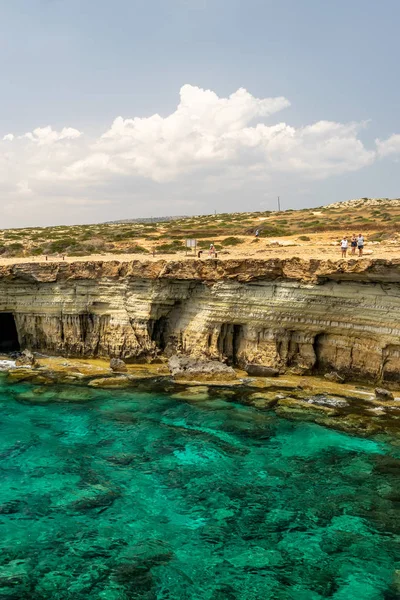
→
(48, 238, 77, 253)
(298, 235, 311, 241)
(220, 237, 243, 246)
(125, 245, 149, 254)
(157, 240, 184, 253)
(259, 227, 286, 237)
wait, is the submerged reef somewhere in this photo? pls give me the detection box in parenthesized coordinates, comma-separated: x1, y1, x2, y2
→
(0, 376, 400, 599)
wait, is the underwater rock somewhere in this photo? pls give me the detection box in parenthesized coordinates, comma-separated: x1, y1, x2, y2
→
(0, 500, 24, 514)
(226, 546, 283, 568)
(171, 386, 210, 401)
(14, 389, 57, 404)
(245, 364, 279, 377)
(0, 560, 30, 586)
(55, 388, 95, 402)
(275, 397, 338, 419)
(324, 371, 345, 383)
(373, 456, 400, 476)
(72, 489, 120, 511)
(110, 358, 128, 373)
(105, 453, 137, 466)
(168, 355, 237, 381)
(248, 392, 279, 409)
(119, 539, 173, 567)
(375, 387, 394, 401)
(113, 540, 173, 595)
(88, 376, 131, 388)
(316, 413, 382, 436)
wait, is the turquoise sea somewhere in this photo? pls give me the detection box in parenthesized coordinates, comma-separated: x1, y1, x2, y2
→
(0, 377, 399, 599)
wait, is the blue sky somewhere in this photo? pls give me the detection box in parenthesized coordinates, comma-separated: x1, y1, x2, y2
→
(0, 0, 399, 226)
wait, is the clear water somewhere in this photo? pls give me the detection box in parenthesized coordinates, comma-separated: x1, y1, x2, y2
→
(0, 379, 400, 600)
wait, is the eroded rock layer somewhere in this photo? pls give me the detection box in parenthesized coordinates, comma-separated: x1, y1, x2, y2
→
(1, 257, 400, 383)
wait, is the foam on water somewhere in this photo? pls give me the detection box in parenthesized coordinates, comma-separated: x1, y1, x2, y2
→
(0, 359, 16, 370)
(0, 378, 399, 599)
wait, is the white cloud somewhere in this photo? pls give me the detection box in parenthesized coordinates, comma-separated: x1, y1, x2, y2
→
(16, 181, 32, 194)
(0, 83, 394, 225)
(376, 134, 400, 157)
(21, 126, 82, 145)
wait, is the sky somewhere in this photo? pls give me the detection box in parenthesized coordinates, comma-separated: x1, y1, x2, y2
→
(0, 0, 399, 227)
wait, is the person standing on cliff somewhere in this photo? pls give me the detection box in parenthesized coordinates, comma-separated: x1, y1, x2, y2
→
(357, 233, 364, 257)
(340, 236, 348, 258)
(351, 234, 357, 255)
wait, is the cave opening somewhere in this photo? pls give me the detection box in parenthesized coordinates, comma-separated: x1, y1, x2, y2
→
(148, 316, 169, 351)
(217, 323, 243, 366)
(313, 333, 327, 373)
(0, 313, 20, 352)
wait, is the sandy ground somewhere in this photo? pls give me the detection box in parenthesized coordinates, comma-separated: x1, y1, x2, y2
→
(0, 232, 399, 264)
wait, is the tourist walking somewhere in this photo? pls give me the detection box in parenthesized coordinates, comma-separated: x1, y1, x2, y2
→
(209, 243, 216, 257)
(340, 236, 348, 258)
(357, 233, 364, 257)
(351, 234, 357, 255)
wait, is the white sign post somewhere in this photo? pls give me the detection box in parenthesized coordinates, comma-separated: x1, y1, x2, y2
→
(185, 239, 197, 256)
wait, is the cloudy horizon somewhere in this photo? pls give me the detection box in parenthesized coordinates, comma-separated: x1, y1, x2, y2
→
(1, 0, 399, 227)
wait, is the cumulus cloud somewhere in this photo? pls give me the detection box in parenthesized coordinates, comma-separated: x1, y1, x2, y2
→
(0, 83, 395, 225)
(376, 134, 400, 157)
(21, 126, 82, 145)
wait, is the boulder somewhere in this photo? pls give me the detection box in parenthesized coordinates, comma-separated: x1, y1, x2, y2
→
(110, 358, 127, 373)
(375, 387, 394, 401)
(168, 355, 237, 381)
(245, 364, 279, 377)
(15, 349, 37, 367)
(324, 371, 345, 384)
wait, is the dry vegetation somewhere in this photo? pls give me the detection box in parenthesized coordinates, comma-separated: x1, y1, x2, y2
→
(1, 197, 400, 260)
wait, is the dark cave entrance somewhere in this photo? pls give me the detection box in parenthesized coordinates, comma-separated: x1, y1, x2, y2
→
(148, 316, 169, 351)
(0, 313, 20, 352)
(217, 323, 243, 366)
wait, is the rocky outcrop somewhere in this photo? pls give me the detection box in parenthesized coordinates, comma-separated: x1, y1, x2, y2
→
(110, 358, 127, 372)
(15, 349, 37, 367)
(245, 364, 279, 377)
(168, 355, 237, 381)
(375, 387, 395, 401)
(1, 257, 400, 384)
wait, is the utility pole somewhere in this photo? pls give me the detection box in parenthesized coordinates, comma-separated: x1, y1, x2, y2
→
(277, 196, 281, 212)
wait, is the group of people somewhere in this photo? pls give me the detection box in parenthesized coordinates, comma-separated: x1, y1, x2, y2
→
(341, 234, 364, 258)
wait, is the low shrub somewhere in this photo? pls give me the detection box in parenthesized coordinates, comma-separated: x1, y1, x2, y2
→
(298, 235, 311, 241)
(48, 238, 77, 253)
(219, 237, 243, 246)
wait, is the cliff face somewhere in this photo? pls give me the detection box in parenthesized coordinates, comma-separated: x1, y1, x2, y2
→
(1, 257, 400, 383)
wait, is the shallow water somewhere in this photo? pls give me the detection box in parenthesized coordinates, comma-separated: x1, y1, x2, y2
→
(1, 379, 400, 599)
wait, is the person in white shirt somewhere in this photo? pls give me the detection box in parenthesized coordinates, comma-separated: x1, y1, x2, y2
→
(340, 236, 348, 258)
(357, 233, 364, 257)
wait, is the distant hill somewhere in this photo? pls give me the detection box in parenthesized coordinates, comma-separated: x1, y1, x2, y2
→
(104, 215, 188, 224)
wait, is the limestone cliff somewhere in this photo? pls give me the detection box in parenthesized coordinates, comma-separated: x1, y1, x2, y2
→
(1, 257, 400, 383)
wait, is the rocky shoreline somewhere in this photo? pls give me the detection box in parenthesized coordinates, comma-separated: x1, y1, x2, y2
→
(3, 353, 400, 440)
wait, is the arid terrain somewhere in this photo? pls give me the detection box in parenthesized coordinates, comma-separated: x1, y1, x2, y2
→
(2, 197, 400, 263)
